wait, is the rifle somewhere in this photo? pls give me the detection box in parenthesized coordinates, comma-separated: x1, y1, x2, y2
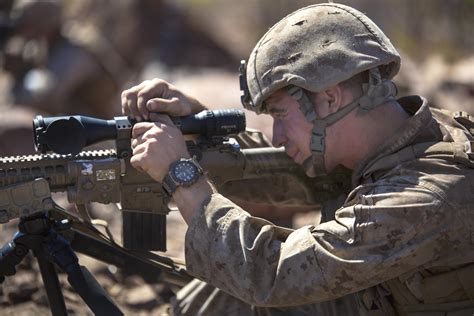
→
(0, 109, 351, 314)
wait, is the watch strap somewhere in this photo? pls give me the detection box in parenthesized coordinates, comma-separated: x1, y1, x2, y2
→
(162, 157, 203, 197)
(162, 172, 178, 196)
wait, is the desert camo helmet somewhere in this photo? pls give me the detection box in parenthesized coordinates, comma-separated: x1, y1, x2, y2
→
(239, 3, 401, 176)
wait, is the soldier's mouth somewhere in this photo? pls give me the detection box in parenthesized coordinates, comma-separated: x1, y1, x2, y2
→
(285, 149, 297, 161)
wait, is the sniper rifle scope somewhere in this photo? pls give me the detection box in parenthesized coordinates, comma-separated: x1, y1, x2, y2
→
(33, 109, 246, 156)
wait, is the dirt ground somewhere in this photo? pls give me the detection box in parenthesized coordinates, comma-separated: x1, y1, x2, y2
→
(0, 199, 185, 315)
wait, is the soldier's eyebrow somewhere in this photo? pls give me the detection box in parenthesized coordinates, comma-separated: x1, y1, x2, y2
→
(263, 95, 278, 109)
(264, 90, 287, 113)
(268, 108, 286, 114)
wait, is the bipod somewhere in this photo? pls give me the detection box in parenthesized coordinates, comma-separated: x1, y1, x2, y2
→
(0, 212, 123, 316)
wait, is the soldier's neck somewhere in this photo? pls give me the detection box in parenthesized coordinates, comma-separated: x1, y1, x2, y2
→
(333, 100, 410, 170)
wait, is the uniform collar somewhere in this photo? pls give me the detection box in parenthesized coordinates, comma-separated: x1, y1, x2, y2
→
(351, 95, 433, 187)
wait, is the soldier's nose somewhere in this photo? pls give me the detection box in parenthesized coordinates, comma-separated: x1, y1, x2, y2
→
(272, 120, 286, 147)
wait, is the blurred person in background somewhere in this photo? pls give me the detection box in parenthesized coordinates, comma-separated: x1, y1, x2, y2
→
(1, 0, 118, 118)
(430, 56, 474, 115)
(0, 0, 239, 156)
(0, 0, 239, 118)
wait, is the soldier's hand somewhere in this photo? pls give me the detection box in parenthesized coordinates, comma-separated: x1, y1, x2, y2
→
(130, 113, 189, 182)
(121, 78, 207, 121)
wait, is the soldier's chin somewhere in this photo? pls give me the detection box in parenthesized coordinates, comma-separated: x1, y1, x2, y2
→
(301, 156, 317, 177)
(304, 164, 317, 178)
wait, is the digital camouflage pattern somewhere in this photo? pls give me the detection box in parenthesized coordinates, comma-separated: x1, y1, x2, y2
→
(177, 96, 474, 315)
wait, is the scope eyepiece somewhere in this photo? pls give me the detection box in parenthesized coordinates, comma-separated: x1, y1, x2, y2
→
(172, 108, 246, 138)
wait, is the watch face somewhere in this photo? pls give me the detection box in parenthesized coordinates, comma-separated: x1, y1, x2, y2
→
(172, 161, 199, 184)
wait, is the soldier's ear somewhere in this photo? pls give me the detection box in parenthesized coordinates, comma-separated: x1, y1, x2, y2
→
(312, 85, 344, 118)
(323, 85, 344, 114)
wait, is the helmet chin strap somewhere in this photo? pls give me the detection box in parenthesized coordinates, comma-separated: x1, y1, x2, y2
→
(287, 68, 398, 177)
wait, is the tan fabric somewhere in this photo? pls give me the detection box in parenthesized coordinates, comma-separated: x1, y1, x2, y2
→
(172, 278, 361, 316)
(243, 3, 400, 113)
(181, 95, 474, 314)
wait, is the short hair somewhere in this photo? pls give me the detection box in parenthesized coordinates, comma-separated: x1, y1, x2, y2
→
(338, 70, 369, 98)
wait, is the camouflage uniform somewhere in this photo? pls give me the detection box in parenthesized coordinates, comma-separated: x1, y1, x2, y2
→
(171, 3, 474, 315)
(173, 96, 474, 315)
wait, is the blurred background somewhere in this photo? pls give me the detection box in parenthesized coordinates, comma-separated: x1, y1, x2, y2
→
(0, 0, 473, 156)
(0, 0, 473, 314)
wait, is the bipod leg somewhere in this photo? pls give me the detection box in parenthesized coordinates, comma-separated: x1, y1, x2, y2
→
(0, 227, 68, 316)
(17, 214, 122, 315)
(34, 251, 67, 316)
(0, 236, 29, 283)
(44, 222, 123, 315)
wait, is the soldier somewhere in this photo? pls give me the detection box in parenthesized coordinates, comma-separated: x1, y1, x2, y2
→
(122, 3, 474, 315)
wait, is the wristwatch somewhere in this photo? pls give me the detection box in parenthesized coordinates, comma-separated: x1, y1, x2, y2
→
(162, 157, 204, 196)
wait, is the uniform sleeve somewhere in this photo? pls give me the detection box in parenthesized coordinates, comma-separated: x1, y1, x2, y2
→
(184, 180, 460, 307)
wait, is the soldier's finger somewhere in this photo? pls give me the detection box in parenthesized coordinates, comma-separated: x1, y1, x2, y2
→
(121, 93, 130, 116)
(149, 113, 175, 127)
(132, 122, 156, 138)
(141, 121, 169, 142)
(146, 97, 188, 116)
(138, 78, 170, 99)
(130, 154, 146, 173)
(121, 81, 150, 120)
(136, 79, 169, 120)
(132, 142, 147, 156)
(131, 137, 145, 149)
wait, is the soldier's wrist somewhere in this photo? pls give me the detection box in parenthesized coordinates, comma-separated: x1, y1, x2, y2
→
(173, 176, 216, 224)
